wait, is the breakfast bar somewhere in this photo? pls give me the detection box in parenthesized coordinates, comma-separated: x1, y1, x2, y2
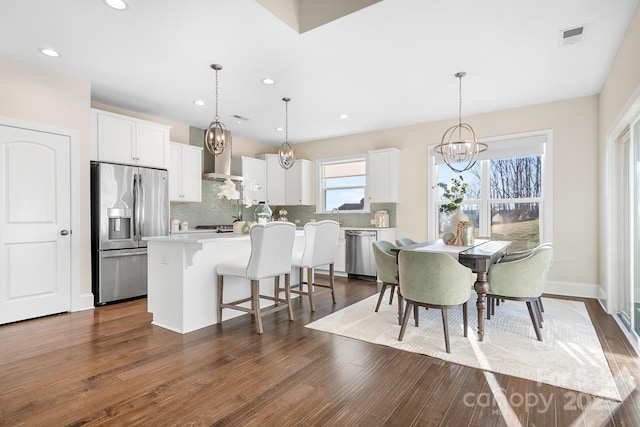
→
(144, 231, 304, 334)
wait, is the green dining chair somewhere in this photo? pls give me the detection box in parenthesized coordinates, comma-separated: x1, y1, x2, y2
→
(487, 243, 553, 320)
(397, 250, 473, 353)
(372, 241, 399, 312)
(486, 245, 553, 341)
(395, 237, 417, 247)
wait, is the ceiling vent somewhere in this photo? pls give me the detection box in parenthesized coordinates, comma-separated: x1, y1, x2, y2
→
(561, 25, 585, 45)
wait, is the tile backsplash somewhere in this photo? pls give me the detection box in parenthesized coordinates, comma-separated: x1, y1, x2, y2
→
(171, 187, 397, 228)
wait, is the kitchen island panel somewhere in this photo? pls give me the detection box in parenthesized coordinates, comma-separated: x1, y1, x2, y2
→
(145, 231, 303, 334)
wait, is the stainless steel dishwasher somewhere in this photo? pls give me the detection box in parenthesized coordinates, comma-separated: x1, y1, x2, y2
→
(345, 229, 377, 281)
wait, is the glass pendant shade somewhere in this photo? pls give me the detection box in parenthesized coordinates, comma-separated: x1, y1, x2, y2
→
(434, 72, 487, 173)
(278, 97, 295, 170)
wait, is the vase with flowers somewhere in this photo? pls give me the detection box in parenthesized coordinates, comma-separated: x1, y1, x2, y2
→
(437, 176, 469, 234)
(217, 179, 263, 233)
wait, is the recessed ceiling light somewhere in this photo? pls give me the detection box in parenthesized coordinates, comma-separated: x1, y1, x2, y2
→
(39, 48, 60, 58)
(193, 100, 205, 106)
(276, 127, 284, 132)
(262, 78, 275, 85)
(339, 114, 349, 119)
(104, 0, 128, 10)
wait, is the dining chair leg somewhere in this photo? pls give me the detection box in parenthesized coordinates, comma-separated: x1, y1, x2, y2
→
(397, 293, 404, 326)
(535, 298, 544, 323)
(375, 283, 388, 312)
(534, 299, 544, 327)
(538, 297, 545, 312)
(307, 267, 315, 312)
(252, 279, 263, 334)
(217, 275, 224, 323)
(285, 273, 293, 321)
(462, 302, 468, 338)
(441, 307, 451, 353)
(413, 304, 419, 327)
(329, 263, 336, 304)
(486, 296, 492, 320)
(398, 302, 412, 341)
(526, 300, 542, 341)
(388, 286, 395, 304)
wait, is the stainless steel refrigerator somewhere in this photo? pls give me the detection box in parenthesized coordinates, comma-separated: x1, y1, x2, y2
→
(90, 162, 169, 305)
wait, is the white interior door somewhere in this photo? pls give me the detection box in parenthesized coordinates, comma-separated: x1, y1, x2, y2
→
(0, 125, 71, 324)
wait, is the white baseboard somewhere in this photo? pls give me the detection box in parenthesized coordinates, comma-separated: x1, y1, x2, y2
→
(543, 280, 599, 299)
(72, 293, 95, 312)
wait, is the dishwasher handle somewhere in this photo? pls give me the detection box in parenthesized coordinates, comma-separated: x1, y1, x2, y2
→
(345, 230, 377, 237)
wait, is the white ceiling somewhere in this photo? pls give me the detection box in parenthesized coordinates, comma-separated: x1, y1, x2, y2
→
(1, 0, 637, 146)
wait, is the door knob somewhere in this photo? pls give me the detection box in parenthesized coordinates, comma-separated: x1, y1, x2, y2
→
(60, 229, 70, 236)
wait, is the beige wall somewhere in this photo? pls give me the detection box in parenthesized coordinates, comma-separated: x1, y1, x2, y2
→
(0, 57, 93, 295)
(598, 3, 640, 306)
(599, 3, 640, 137)
(296, 95, 600, 289)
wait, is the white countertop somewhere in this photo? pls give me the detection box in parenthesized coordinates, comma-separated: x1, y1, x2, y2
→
(144, 230, 305, 244)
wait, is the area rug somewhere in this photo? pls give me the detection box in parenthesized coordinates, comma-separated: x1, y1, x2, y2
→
(306, 294, 621, 401)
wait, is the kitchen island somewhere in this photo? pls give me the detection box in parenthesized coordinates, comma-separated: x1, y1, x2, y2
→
(143, 231, 304, 334)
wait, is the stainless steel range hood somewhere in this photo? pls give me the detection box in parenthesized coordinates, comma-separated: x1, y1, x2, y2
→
(202, 130, 244, 181)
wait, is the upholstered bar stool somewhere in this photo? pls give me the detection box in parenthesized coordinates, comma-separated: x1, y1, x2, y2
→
(290, 220, 340, 312)
(217, 222, 296, 334)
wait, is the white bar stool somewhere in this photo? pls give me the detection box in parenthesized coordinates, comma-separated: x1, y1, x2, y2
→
(217, 222, 296, 334)
(290, 220, 340, 312)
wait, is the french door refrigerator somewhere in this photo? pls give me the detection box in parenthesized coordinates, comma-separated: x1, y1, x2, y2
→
(90, 162, 169, 305)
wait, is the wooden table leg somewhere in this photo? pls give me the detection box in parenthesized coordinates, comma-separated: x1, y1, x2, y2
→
(473, 270, 489, 341)
(397, 292, 404, 326)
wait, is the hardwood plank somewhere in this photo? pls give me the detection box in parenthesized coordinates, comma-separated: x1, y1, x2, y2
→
(1, 278, 639, 426)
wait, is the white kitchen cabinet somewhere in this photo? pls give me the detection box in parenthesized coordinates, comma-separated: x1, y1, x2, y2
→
(285, 159, 312, 205)
(257, 154, 285, 205)
(169, 142, 202, 202)
(90, 109, 171, 169)
(367, 148, 400, 203)
(257, 154, 312, 206)
(231, 156, 266, 203)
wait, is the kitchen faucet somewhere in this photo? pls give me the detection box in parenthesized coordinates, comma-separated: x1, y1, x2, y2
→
(331, 208, 342, 226)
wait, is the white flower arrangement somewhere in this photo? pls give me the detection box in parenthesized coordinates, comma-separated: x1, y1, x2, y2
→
(241, 180, 261, 208)
(217, 179, 240, 201)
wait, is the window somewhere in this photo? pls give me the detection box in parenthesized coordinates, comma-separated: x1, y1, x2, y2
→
(429, 130, 553, 251)
(316, 155, 368, 212)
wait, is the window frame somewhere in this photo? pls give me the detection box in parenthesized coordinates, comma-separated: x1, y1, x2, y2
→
(316, 153, 370, 213)
(427, 129, 554, 245)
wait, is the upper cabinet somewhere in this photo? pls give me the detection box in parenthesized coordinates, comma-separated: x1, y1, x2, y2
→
(231, 156, 266, 203)
(90, 109, 171, 169)
(257, 154, 286, 205)
(169, 142, 202, 203)
(367, 148, 400, 203)
(257, 154, 312, 206)
(285, 159, 312, 205)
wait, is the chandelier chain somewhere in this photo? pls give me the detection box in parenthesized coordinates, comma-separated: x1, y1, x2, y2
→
(214, 68, 219, 121)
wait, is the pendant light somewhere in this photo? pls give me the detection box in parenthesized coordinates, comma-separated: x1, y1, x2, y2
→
(204, 64, 230, 156)
(434, 72, 487, 173)
(278, 97, 295, 170)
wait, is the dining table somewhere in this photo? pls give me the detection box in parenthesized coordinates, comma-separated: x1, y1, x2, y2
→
(391, 239, 511, 342)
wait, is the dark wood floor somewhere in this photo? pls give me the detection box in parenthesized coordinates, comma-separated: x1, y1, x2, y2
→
(2, 276, 640, 426)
